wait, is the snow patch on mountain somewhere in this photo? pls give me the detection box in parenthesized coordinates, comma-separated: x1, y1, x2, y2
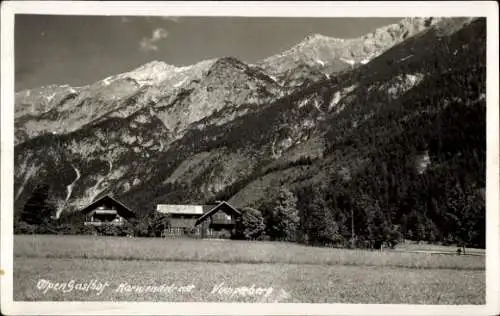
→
(45, 93, 56, 102)
(340, 57, 356, 66)
(298, 97, 311, 109)
(15, 161, 39, 201)
(57, 164, 81, 218)
(313, 99, 323, 112)
(271, 136, 294, 159)
(328, 84, 358, 112)
(415, 151, 432, 175)
(175, 65, 193, 73)
(400, 54, 414, 62)
(344, 84, 358, 94)
(382, 73, 425, 100)
(106, 59, 216, 88)
(329, 91, 342, 110)
(102, 77, 112, 86)
(174, 78, 188, 88)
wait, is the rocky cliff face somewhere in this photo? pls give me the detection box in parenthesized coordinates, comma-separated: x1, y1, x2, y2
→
(227, 17, 485, 207)
(13, 53, 287, 216)
(13, 17, 485, 220)
(258, 17, 476, 87)
(14, 59, 215, 145)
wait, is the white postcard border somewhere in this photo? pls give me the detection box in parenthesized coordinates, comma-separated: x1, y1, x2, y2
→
(1, 1, 499, 315)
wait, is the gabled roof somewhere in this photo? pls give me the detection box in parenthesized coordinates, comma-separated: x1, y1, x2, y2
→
(80, 195, 135, 219)
(195, 201, 241, 226)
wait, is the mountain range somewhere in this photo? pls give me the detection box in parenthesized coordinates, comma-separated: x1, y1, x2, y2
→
(13, 15, 485, 235)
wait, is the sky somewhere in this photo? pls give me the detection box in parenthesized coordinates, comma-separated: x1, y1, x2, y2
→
(15, 15, 401, 91)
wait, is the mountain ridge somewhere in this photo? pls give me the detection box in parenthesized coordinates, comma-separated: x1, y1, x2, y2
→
(13, 16, 485, 249)
(15, 16, 456, 146)
(16, 17, 476, 95)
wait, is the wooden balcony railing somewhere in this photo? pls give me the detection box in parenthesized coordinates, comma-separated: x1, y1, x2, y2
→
(84, 221, 125, 226)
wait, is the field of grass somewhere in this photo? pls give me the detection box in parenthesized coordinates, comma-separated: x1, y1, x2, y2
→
(15, 235, 485, 269)
(394, 241, 485, 255)
(13, 235, 486, 304)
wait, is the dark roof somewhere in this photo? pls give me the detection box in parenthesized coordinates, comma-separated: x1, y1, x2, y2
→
(80, 195, 135, 219)
(203, 205, 218, 213)
(195, 201, 241, 226)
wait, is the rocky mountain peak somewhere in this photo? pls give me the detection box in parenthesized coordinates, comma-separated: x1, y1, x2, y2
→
(104, 60, 176, 88)
(203, 56, 260, 82)
(361, 17, 441, 43)
(129, 60, 175, 74)
(209, 56, 247, 70)
(257, 17, 466, 81)
(303, 33, 339, 42)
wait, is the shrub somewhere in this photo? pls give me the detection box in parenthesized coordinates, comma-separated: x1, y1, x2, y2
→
(234, 207, 266, 240)
(14, 220, 37, 234)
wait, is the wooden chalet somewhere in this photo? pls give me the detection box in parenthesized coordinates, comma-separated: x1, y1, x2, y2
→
(81, 195, 135, 228)
(156, 201, 241, 238)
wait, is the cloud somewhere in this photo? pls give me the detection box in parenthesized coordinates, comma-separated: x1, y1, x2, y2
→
(152, 28, 168, 41)
(159, 16, 181, 23)
(139, 28, 169, 52)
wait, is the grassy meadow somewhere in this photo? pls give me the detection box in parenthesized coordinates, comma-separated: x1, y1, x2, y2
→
(13, 235, 485, 304)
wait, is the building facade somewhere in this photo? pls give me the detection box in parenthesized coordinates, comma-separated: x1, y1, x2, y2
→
(80, 195, 135, 232)
(157, 201, 241, 238)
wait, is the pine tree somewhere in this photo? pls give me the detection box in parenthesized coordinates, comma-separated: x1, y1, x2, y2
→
(365, 201, 390, 249)
(300, 186, 340, 246)
(20, 184, 56, 225)
(263, 187, 300, 241)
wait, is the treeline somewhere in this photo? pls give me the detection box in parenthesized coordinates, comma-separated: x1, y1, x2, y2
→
(232, 186, 400, 249)
(15, 175, 484, 252)
(232, 186, 401, 249)
(14, 183, 171, 237)
(233, 175, 484, 252)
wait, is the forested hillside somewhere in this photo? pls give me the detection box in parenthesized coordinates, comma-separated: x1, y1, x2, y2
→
(14, 18, 486, 250)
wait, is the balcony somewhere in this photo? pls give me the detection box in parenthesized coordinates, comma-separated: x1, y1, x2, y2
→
(210, 218, 235, 225)
(84, 221, 125, 227)
(84, 213, 125, 227)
